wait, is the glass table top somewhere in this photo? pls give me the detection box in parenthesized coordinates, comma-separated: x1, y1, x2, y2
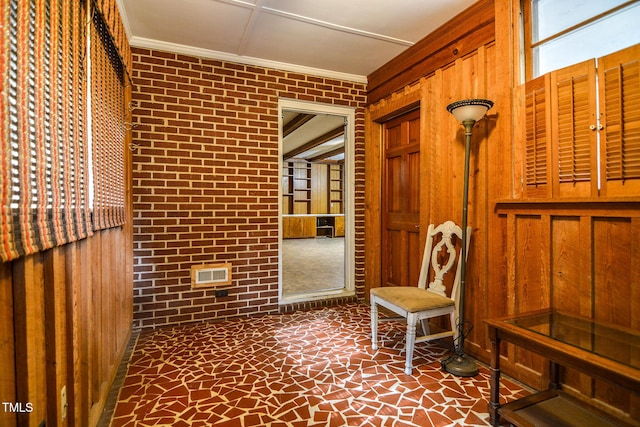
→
(505, 310, 640, 369)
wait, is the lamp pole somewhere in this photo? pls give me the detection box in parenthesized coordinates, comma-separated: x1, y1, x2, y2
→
(442, 99, 493, 377)
(442, 119, 479, 377)
(458, 119, 473, 352)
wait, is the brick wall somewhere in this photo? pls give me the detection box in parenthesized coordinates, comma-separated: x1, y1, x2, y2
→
(131, 47, 367, 329)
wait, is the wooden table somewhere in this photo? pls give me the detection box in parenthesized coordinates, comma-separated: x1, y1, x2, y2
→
(485, 309, 640, 427)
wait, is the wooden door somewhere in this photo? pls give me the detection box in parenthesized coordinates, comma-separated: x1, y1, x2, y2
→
(381, 109, 421, 287)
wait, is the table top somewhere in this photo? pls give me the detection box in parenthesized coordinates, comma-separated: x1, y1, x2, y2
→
(487, 309, 640, 371)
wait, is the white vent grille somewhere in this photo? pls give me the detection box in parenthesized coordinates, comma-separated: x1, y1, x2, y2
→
(191, 263, 232, 288)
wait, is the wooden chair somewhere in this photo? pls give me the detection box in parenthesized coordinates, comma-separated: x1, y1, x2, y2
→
(370, 221, 470, 375)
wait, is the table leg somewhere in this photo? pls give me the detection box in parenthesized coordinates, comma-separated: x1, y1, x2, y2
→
(488, 328, 501, 427)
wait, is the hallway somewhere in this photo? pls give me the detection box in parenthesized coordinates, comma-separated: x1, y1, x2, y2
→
(282, 237, 345, 297)
(105, 304, 527, 426)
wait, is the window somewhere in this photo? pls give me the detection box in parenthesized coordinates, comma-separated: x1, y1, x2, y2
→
(1, 0, 91, 262)
(90, 5, 127, 230)
(524, 0, 640, 79)
(0, 0, 131, 262)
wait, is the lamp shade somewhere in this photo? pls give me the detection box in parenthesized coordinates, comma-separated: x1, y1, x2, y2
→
(446, 99, 493, 123)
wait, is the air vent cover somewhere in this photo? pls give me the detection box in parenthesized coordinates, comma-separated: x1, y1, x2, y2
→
(191, 263, 232, 288)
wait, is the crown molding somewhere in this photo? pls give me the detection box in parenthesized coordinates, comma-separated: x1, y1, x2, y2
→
(129, 37, 369, 84)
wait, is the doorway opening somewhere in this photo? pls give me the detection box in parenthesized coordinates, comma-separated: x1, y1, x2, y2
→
(278, 99, 355, 304)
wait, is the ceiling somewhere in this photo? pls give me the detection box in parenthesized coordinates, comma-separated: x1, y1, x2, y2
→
(118, 0, 477, 162)
(282, 111, 346, 162)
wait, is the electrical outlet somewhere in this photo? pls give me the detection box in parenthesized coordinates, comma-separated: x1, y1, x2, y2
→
(61, 386, 67, 420)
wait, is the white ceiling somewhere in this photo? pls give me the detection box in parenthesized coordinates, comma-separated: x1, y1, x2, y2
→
(118, 0, 477, 82)
(282, 111, 346, 161)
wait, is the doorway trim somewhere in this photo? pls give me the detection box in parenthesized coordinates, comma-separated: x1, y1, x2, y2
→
(278, 98, 356, 304)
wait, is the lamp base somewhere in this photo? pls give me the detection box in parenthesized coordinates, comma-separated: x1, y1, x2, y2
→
(441, 354, 479, 377)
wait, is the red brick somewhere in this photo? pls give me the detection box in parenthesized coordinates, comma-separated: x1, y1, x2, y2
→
(131, 47, 366, 330)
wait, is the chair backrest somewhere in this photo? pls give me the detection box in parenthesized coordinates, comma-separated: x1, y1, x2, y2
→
(416, 221, 470, 301)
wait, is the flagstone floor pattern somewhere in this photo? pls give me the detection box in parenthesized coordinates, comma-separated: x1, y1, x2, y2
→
(109, 304, 528, 426)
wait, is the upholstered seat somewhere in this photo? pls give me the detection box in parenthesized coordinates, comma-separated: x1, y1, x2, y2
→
(370, 287, 454, 312)
(370, 221, 470, 375)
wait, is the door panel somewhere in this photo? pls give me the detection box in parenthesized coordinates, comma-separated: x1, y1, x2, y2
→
(382, 109, 421, 287)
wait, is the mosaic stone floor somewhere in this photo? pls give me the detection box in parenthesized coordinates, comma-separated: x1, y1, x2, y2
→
(109, 304, 529, 426)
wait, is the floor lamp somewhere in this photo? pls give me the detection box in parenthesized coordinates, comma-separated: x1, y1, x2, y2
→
(442, 98, 493, 377)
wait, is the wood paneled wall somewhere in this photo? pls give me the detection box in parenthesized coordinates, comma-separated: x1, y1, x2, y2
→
(365, 40, 502, 350)
(0, 227, 133, 427)
(0, 86, 134, 426)
(366, 0, 639, 421)
(496, 203, 640, 420)
(367, 0, 496, 104)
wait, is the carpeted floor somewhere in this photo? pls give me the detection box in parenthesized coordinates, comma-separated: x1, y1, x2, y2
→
(282, 237, 344, 297)
(107, 304, 528, 426)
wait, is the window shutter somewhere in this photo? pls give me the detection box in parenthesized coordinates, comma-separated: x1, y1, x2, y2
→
(550, 59, 597, 197)
(523, 75, 550, 197)
(600, 44, 640, 196)
(518, 44, 639, 201)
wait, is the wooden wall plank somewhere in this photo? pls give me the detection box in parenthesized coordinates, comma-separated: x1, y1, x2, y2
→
(513, 215, 548, 386)
(13, 256, 47, 426)
(593, 217, 634, 414)
(44, 247, 69, 426)
(75, 238, 92, 425)
(66, 241, 84, 425)
(89, 231, 102, 425)
(550, 216, 592, 396)
(514, 216, 547, 312)
(0, 263, 16, 427)
(631, 218, 640, 421)
(486, 0, 514, 360)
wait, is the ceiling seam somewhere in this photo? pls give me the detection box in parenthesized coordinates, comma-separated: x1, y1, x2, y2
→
(260, 7, 414, 46)
(236, 0, 265, 56)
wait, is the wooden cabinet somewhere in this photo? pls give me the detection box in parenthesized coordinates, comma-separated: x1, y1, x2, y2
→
(334, 215, 345, 237)
(283, 215, 344, 238)
(282, 216, 315, 238)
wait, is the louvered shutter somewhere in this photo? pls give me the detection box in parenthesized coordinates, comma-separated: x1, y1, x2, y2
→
(550, 59, 598, 198)
(599, 44, 640, 197)
(523, 75, 551, 197)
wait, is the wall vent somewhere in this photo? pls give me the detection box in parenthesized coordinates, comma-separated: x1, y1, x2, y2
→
(191, 263, 232, 288)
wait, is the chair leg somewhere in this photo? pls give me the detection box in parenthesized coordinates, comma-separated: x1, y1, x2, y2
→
(405, 312, 417, 375)
(371, 297, 378, 351)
